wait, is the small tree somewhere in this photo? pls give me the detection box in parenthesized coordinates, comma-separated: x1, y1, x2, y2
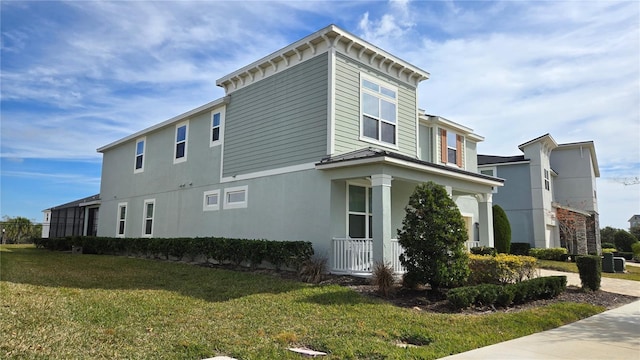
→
(600, 226, 619, 245)
(397, 182, 469, 290)
(614, 230, 638, 252)
(492, 204, 511, 254)
(2, 216, 37, 244)
(630, 226, 640, 242)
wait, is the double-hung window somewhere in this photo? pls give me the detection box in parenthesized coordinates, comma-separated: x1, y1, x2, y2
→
(544, 169, 550, 191)
(142, 199, 155, 237)
(360, 75, 397, 146)
(174, 121, 188, 163)
(347, 184, 372, 239)
(440, 129, 463, 167)
(116, 203, 127, 237)
(134, 137, 145, 173)
(210, 110, 223, 147)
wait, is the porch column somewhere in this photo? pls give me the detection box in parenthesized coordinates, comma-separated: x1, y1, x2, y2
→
(371, 174, 392, 265)
(476, 193, 494, 247)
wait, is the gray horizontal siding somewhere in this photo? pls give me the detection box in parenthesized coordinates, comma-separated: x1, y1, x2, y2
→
(223, 53, 329, 177)
(334, 53, 417, 157)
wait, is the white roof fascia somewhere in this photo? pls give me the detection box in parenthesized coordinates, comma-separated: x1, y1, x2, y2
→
(97, 97, 229, 153)
(479, 160, 531, 167)
(420, 114, 484, 141)
(216, 24, 430, 93)
(316, 156, 503, 187)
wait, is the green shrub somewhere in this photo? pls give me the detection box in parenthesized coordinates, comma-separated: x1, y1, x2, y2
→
(447, 286, 480, 309)
(601, 248, 616, 254)
(470, 246, 496, 256)
(397, 182, 470, 289)
(492, 205, 511, 253)
(632, 242, 640, 262)
(474, 284, 498, 306)
(448, 276, 565, 309)
(614, 230, 638, 252)
(601, 242, 616, 250)
(576, 255, 601, 291)
(509, 242, 531, 256)
(529, 247, 568, 261)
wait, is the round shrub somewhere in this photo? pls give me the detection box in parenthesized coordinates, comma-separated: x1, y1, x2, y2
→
(576, 255, 601, 291)
(470, 246, 496, 256)
(601, 242, 616, 250)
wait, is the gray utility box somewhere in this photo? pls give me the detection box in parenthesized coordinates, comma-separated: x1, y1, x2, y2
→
(613, 257, 626, 272)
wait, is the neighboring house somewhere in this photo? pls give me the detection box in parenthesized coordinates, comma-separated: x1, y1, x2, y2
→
(478, 134, 601, 254)
(96, 24, 502, 274)
(629, 215, 640, 229)
(42, 194, 101, 238)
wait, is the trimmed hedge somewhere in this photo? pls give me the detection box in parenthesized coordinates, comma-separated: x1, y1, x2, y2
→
(529, 247, 568, 261)
(576, 255, 601, 291)
(509, 242, 531, 256)
(601, 242, 616, 250)
(470, 246, 496, 256)
(34, 236, 314, 271)
(447, 276, 566, 309)
(468, 254, 537, 285)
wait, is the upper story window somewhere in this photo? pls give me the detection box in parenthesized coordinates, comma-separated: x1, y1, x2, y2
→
(544, 169, 550, 191)
(142, 199, 155, 237)
(210, 110, 223, 147)
(360, 74, 397, 147)
(174, 121, 188, 164)
(134, 137, 145, 173)
(440, 129, 462, 167)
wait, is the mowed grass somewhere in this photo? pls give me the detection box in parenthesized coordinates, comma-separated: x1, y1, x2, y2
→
(1, 245, 603, 359)
(537, 259, 640, 281)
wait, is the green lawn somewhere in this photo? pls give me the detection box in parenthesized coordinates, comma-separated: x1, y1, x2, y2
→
(1, 245, 603, 359)
(537, 259, 640, 281)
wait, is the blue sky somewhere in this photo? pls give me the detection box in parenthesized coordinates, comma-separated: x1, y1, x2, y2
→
(1, 0, 638, 229)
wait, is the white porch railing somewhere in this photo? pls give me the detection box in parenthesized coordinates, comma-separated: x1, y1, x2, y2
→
(332, 238, 406, 275)
(466, 241, 481, 251)
(332, 238, 373, 275)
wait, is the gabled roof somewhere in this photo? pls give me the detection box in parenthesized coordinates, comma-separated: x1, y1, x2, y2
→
(317, 147, 503, 185)
(477, 154, 527, 165)
(45, 194, 101, 211)
(216, 24, 430, 93)
(518, 133, 558, 152)
(420, 112, 484, 142)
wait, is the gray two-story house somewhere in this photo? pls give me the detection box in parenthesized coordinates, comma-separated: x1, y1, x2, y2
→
(478, 134, 600, 254)
(97, 25, 503, 274)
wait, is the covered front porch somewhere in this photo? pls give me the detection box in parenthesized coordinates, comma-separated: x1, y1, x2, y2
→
(317, 148, 502, 275)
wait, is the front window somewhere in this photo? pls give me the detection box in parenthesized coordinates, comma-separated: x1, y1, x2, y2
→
(361, 75, 397, 146)
(174, 122, 188, 163)
(348, 184, 372, 239)
(447, 131, 457, 164)
(116, 203, 127, 237)
(134, 138, 145, 173)
(142, 199, 155, 237)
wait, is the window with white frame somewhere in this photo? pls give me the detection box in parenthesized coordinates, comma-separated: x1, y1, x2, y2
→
(203, 189, 220, 211)
(134, 137, 145, 173)
(347, 184, 372, 239)
(360, 75, 397, 146)
(447, 131, 458, 164)
(174, 122, 188, 163)
(544, 169, 550, 191)
(223, 186, 248, 209)
(142, 199, 155, 237)
(210, 111, 223, 147)
(116, 203, 127, 237)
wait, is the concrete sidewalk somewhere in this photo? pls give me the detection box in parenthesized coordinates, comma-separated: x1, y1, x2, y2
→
(440, 269, 640, 360)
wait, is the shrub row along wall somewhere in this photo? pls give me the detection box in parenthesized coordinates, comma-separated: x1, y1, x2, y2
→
(34, 236, 314, 271)
(447, 276, 567, 310)
(468, 254, 537, 285)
